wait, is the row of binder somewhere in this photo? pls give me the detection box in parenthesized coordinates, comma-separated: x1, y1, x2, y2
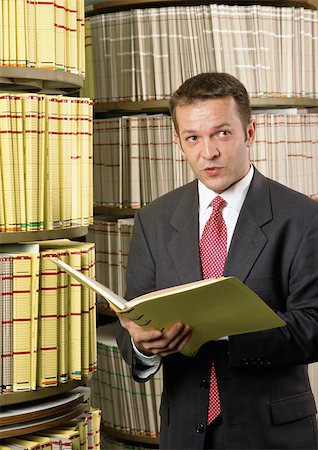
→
(0, 240, 96, 393)
(0, 93, 93, 232)
(87, 217, 134, 300)
(89, 323, 162, 440)
(93, 112, 318, 209)
(85, 4, 318, 102)
(0, 406, 101, 450)
(0, 0, 85, 76)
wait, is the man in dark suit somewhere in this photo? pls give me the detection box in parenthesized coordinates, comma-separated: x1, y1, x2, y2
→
(116, 72, 318, 449)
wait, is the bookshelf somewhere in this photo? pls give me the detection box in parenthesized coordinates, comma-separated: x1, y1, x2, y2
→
(84, 0, 318, 447)
(0, 0, 100, 446)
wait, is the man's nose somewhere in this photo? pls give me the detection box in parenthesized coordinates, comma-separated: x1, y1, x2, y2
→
(201, 139, 220, 159)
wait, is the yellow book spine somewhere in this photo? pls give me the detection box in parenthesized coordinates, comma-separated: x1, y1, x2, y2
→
(65, 0, 78, 73)
(77, 0, 85, 78)
(25, 0, 36, 67)
(2, 1, 9, 66)
(35, 0, 55, 69)
(88, 244, 97, 374)
(15, 0, 27, 66)
(0, 95, 17, 231)
(79, 246, 93, 377)
(54, 0, 66, 71)
(45, 96, 60, 230)
(38, 253, 58, 387)
(81, 18, 94, 99)
(58, 97, 72, 229)
(67, 249, 82, 380)
(8, 0, 16, 65)
(70, 99, 80, 227)
(1, 256, 13, 393)
(56, 247, 69, 383)
(37, 95, 46, 231)
(13, 95, 27, 231)
(12, 255, 32, 392)
(22, 94, 41, 231)
(78, 98, 93, 226)
(31, 253, 40, 391)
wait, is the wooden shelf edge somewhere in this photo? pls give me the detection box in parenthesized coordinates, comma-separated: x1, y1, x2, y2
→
(86, 0, 318, 16)
(0, 66, 83, 93)
(103, 424, 159, 446)
(0, 387, 90, 426)
(93, 206, 136, 217)
(0, 226, 89, 244)
(0, 404, 87, 439)
(94, 98, 318, 114)
(0, 379, 91, 407)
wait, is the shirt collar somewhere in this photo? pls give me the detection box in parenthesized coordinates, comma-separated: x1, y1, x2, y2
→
(198, 164, 254, 213)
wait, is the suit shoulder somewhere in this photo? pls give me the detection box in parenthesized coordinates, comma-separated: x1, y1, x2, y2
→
(137, 180, 198, 218)
(267, 177, 318, 212)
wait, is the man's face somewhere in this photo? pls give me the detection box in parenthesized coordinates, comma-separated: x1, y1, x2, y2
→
(174, 97, 256, 193)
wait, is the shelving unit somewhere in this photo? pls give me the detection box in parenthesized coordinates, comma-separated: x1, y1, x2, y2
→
(0, 1, 98, 445)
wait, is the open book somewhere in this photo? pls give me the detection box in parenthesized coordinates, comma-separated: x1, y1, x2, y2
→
(50, 258, 286, 357)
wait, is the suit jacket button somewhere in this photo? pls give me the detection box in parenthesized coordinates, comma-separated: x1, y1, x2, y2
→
(200, 379, 209, 389)
(196, 424, 205, 433)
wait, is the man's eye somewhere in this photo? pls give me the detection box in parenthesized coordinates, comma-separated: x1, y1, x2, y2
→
(186, 136, 197, 143)
(218, 131, 231, 137)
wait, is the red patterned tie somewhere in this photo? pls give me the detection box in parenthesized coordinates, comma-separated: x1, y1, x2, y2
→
(199, 195, 227, 424)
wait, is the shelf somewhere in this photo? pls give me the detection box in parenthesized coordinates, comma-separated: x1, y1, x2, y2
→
(0, 387, 90, 439)
(103, 424, 159, 446)
(94, 98, 318, 114)
(94, 206, 136, 217)
(86, 0, 318, 15)
(0, 387, 89, 426)
(0, 226, 89, 244)
(0, 66, 83, 94)
(0, 380, 88, 407)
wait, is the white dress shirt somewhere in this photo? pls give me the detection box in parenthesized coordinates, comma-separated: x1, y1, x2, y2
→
(132, 165, 254, 376)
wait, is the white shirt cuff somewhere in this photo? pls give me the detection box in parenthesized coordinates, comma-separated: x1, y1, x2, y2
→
(131, 338, 161, 378)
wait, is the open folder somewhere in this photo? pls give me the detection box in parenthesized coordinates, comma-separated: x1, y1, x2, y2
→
(50, 258, 286, 357)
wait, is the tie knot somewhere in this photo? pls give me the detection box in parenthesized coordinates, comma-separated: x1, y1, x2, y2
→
(212, 196, 226, 213)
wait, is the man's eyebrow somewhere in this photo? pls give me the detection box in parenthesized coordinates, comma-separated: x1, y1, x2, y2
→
(181, 122, 232, 135)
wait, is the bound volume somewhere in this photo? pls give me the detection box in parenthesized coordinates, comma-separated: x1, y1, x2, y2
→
(51, 258, 286, 357)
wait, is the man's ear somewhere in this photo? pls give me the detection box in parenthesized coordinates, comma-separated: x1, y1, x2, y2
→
(173, 130, 181, 147)
(246, 119, 256, 147)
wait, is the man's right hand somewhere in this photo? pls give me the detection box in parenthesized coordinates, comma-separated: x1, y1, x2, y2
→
(117, 315, 192, 357)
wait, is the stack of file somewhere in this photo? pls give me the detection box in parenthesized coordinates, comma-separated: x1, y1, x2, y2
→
(93, 115, 193, 209)
(93, 112, 318, 209)
(1, 404, 101, 449)
(0, 93, 93, 232)
(86, 4, 318, 102)
(250, 112, 318, 197)
(0, 240, 97, 392)
(88, 322, 162, 440)
(87, 217, 134, 301)
(0, 0, 85, 76)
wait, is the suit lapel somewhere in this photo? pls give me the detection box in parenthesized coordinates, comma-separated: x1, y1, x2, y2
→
(165, 170, 273, 284)
(224, 168, 273, 282)
(167, 181, 203, 284)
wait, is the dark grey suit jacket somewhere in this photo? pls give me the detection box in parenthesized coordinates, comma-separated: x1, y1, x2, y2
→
(116, 168, 318, 449)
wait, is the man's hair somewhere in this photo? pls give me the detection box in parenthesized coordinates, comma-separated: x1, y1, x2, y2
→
(169, 72, 252, 135)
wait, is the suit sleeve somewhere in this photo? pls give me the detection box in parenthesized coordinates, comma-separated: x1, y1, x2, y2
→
(116, 209, 161, 382)
(229, 210, 318, 368)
